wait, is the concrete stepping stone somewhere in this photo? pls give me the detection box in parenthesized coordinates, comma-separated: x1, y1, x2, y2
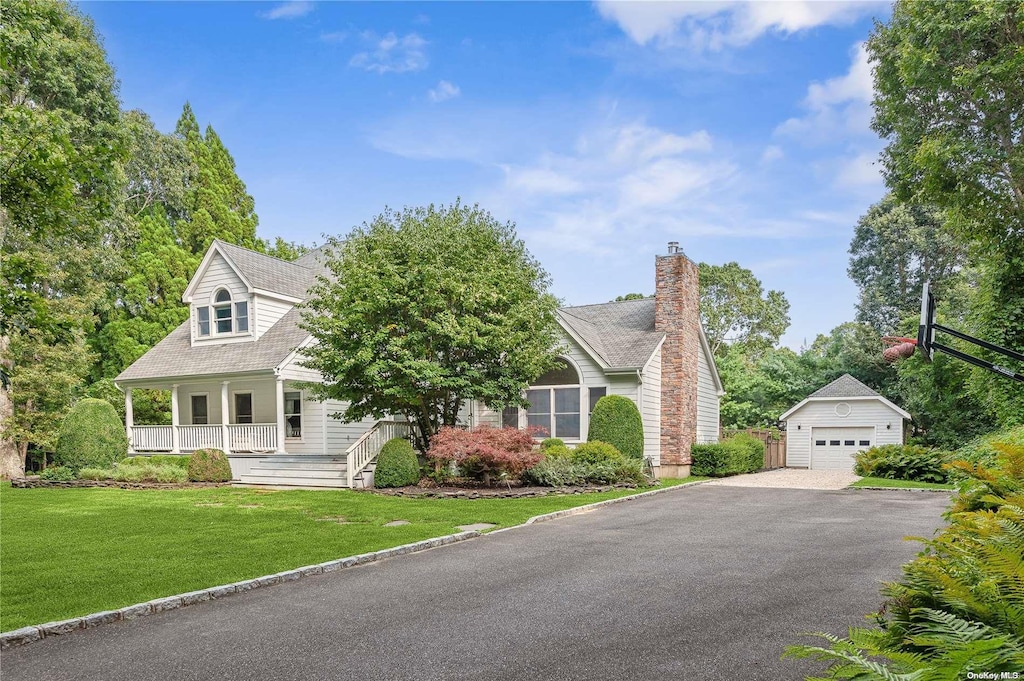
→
(457, 523, 496, 532)
(384, 520, 410, 526)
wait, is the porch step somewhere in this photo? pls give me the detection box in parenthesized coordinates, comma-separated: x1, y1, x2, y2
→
(254, 460, 347, 472)
(246, 467, 347, 480)
(236, 454, 358, 489)
(236, 475, 353, 489)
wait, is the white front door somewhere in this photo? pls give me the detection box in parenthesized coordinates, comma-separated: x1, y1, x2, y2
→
(810, 427, 874, 471)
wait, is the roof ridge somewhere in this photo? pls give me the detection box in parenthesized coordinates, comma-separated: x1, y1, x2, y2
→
(214, 238, 313, 270)
(560, 298, 653, 311)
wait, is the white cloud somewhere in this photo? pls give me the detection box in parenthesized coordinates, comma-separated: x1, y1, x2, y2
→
(595, 1, 882, 50)
(834, 150, 882, 189)
(775, 42, 874, 142)
(428, 80, 461, 103)
(761, 145, 784, 163)
(350, 32, 428, 74)
(260, 1, 314, 20)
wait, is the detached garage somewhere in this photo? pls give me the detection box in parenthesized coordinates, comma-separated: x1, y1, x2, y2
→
(780, 374, 911, 471)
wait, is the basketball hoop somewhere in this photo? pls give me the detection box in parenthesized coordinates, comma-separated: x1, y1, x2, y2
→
(882, 336, 917, 363)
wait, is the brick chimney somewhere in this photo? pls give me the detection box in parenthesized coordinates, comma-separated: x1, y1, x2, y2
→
(655, 242, 700, 477)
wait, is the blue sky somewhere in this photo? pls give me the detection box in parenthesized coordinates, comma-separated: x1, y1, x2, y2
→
(82, 0, 892, 349)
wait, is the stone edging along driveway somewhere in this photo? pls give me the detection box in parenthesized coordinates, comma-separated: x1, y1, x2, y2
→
(0, 480, 709, 650)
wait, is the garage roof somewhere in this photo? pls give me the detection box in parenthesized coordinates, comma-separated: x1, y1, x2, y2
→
(807, 374, 882, 399)
(779, 374, 912, 421)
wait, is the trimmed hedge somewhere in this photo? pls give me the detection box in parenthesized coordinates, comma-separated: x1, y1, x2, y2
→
(853, 444, 950, 483)
(587, 395, 644, 459)
(187, 448, 232, 482)
(691, 435, 765, 477)
(374, 438, 420, 488)
(54, 398, 128, 473)
(120, 455, 191, 469)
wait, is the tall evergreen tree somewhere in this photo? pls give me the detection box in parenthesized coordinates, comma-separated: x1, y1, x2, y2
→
(174, 104, 260, 254)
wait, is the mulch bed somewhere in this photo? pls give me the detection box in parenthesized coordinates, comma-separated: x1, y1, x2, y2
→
(10, 478, 231, 490)
(366, 481, 650, 499)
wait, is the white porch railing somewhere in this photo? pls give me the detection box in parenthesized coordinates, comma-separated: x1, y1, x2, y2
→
(132, 424, 275, 453)
(179, 425, 223, 451)
(132, 425, 174, 452)
(345, 420, 412, 488)
(228, 424, 277, 452)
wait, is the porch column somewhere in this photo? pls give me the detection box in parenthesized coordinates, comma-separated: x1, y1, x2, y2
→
(275, 376, 287, 454)
(221, 381, 231, 455)
(170, 384, 181, 454)
(125, 387, 134, 453)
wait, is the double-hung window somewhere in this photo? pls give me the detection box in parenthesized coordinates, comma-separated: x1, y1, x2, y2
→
(284, 392, 302, 438)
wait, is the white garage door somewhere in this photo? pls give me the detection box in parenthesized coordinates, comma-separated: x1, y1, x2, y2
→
(810, 427, 874, 471)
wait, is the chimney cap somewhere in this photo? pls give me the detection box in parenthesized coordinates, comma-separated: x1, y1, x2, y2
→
(667, 241, 681, 254)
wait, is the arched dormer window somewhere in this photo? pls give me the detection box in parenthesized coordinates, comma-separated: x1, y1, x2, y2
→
(196, 288, 249, 337)
(525, 358, 582, 439)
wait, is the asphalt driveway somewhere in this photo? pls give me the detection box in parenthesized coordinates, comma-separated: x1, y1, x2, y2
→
(1, 485, 949, 681)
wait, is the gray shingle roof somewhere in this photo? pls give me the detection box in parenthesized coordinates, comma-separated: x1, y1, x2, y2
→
(293, 244, 333, 278)
(807, 374, 880, 398)
(116, 307, 309, 382)
(557, 299, 664, 369)
(214, 240, 317, 299)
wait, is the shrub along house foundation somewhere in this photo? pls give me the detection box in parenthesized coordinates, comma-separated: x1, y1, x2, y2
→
(116, 240, 722, 486)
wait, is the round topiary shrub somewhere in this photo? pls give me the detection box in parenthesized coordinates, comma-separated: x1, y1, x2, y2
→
(571, 440, 624, 466)
(187, 448, 232, 482)
(540, 438, 565, 451)
(54, 398, 128, 473)
(587, 395, 644, 459)
(374, 438, 420, 488)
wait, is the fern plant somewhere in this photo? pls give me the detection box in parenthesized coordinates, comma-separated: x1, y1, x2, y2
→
(785, 441, 1024, 680)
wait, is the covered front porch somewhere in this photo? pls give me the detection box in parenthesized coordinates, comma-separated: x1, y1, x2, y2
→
(122, 374, 300, 456)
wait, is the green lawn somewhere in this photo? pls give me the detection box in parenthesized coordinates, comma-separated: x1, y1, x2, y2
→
(850, 477, 956, 490)
(0, 479, 696, 631)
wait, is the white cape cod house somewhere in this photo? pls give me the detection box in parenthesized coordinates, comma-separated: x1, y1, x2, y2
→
(116, 240, 722, 487)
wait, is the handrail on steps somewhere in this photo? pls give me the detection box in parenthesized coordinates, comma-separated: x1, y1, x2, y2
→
(344, 420, 412, 488)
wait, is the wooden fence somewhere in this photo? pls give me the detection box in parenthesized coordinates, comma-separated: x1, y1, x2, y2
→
(720, 428, 787, 470)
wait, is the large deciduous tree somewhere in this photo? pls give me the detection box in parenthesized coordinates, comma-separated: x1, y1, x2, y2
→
(300, 202, 562, 453)
(848, 196, 965, 335)
(1, 0, 126, 477)
(698, 262, 790, 357)
(868, 0, 1024, 424)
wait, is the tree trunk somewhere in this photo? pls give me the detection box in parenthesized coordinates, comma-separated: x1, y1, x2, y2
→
(0, 335, 24, 479)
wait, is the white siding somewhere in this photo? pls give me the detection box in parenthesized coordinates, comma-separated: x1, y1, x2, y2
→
(640, 345, 662, 465)
(278, 348, 321, 382)
(255, 294, 294, 338)
(785, 398, 905, 468)
(696, 343, 720, 444)
(323, 401, 381, 454)
(190, 253, 253, 346)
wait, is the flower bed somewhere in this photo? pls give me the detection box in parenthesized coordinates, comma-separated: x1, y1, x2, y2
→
(368, 482, 649, 499)
(11, 478, 231, 491)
